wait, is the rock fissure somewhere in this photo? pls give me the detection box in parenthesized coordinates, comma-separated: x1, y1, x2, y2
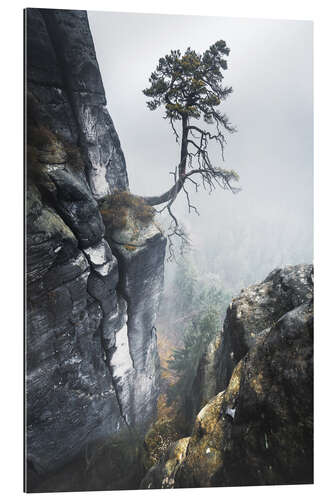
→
(26, 8, 164, 490)
(141, 265, 313, 489)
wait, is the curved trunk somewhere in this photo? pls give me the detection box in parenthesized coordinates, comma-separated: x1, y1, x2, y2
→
(143, 115, 189, 207)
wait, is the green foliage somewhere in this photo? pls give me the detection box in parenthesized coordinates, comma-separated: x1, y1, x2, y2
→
(143, 40, 234, 127)
(166, 257, 231, 409)
(167, 308, 221, 406)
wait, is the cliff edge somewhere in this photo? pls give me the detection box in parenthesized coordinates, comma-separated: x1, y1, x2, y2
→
(25, 8, 166, 491)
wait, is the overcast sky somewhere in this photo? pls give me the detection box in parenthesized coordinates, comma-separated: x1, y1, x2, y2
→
(88, 11, 313, 289)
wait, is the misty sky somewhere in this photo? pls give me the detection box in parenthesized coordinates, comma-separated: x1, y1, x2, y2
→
(88, 11, 313, 291)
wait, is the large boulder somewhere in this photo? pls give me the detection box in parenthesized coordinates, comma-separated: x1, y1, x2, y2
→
(216, 264, 313, 391)
(176, 300, 313, 487)
(141, 264, 313, 488)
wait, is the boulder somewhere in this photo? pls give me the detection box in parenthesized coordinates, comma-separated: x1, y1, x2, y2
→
(216, 264, 313, 391)
(175, 300, 313, 487)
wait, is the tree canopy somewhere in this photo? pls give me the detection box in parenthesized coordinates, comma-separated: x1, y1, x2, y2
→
(164, 257, 231, 419)
(144, 40, 233, 126)
(142, 40, 239, 256)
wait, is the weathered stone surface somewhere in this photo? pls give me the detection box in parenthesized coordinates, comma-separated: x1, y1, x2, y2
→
(140, 437, 190, 489)
(187, 333, 221, 422)
(40, 8, 129, 197)
(141, 265, 313, 488)
(216, 264, 313, 391)
(26, 182, 124, 478)
(175, 300, 313, 487)
(26, 7, 128, 197)
(25, 8, 164, 492)
(104, 206, 167, 427)
(42, 166, 105, 248)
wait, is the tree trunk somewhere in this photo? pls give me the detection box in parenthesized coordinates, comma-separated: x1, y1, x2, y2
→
(143, 115, 189, 207)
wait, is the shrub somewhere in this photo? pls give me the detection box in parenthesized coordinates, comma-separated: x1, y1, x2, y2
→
(26, 91, 85, 172)
(100, 191, 154, 230)
(27, 125, 59, 153)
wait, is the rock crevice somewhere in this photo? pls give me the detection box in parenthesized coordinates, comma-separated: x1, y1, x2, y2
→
(25, 8, 165, 491)
(141, 264, 313, 488)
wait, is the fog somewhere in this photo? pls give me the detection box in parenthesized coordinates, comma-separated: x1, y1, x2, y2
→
(89, 11, 313, 293)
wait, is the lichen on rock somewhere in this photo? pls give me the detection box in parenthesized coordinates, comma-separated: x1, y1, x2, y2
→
(141, 265, 313, 489)
(25, 8, 165, 492)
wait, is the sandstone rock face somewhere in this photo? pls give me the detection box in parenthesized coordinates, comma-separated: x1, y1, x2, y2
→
(186, 333, 221, 425)
(26, 8, 128, 198)
(216, 264, 313, 391)
(176, 300, 313, 487)
(25, 8, 165, 491)
(141, 265, 313, 488)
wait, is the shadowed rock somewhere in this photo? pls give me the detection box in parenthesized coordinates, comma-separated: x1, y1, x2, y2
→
(141, 265, 313, 488)
(216, 263, 313, 392)
(25, 8, 165, 492)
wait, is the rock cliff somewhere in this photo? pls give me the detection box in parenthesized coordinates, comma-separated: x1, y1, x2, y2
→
(25, 8, 166, 491)
(141, 264, 313, 488)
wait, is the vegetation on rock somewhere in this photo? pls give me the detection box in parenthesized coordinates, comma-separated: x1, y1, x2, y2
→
(26, 92, 85, 176)
(99, 191, 154, 230)
(164, 257, 230, 422)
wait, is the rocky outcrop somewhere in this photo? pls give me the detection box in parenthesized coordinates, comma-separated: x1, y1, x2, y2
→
(187, 333, 221, 422)
(141, 437, 191, 489)
(141, 265, 313, 488)
(216, 264, 313, 391)
(26, 8, 128, 198)
(25, 8, 165, 491)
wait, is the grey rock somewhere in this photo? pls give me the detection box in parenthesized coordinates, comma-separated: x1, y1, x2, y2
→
(39, 8, 129, 197)
(174, 300, 313, 487)
(187, 333, 221, 422)
(142, 265, 313, 489)
(216, 263, 313, 391)
(25, 8, 165, 492)
(105, 220, 167, 427)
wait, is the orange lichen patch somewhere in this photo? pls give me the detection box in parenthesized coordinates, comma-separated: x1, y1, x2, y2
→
(124, 244, 137, 252)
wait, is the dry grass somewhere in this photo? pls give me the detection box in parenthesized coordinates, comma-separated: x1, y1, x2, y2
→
(26, 91, 85, 174)
(27, 124, 59, 153)
(100, 191, 154, 230)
